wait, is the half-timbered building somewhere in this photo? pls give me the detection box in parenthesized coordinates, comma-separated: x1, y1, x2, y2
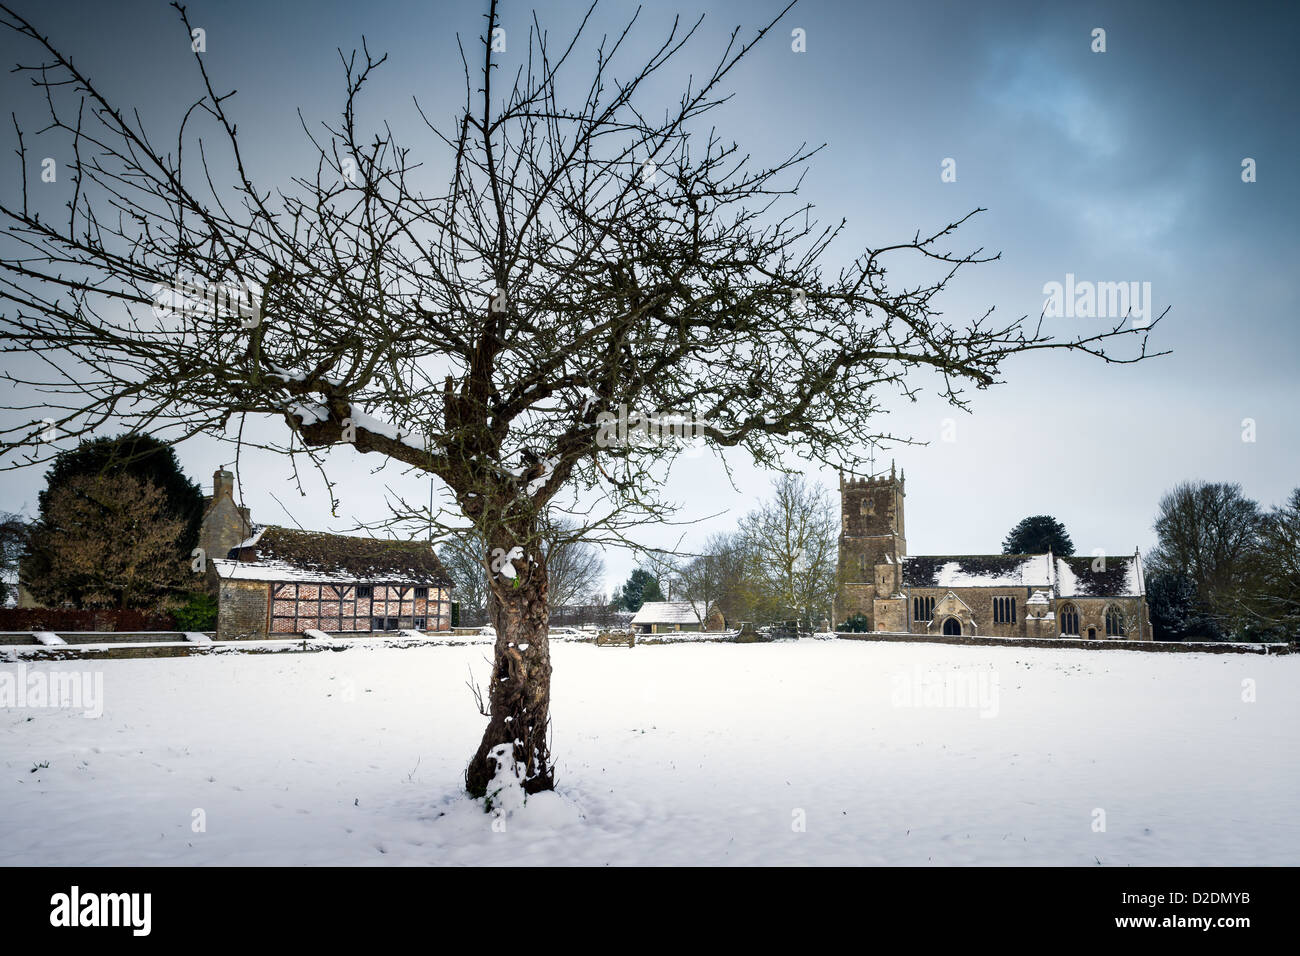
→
(212, 526, 453, 639)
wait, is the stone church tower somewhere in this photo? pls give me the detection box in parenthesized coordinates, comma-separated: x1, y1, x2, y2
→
(836, 465, 906, 630)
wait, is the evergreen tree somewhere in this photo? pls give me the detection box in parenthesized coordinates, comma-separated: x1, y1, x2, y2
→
(619, 569, 664, 613)
(23, 435, 203, 605)
(27, 474, 188, 609)
(1002, 515, 1074, 555)
(36, 434, 203, 551)
(1145, 569, 1211, 641)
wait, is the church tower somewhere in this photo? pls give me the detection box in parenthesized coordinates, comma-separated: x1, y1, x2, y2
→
(836, 464, 906, 629)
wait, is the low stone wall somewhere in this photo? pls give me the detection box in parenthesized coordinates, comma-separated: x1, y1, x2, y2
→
(0, 631, 214, 646)
(1, 632, 476, 661)
(836, 631, 1292, 655)
(3, 641, 315, 662)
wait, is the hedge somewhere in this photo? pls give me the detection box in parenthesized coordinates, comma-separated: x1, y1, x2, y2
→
(0, 607, 178, 632)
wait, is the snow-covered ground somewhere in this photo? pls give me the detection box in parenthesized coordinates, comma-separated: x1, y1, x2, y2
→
(1, 641, 1296, 865)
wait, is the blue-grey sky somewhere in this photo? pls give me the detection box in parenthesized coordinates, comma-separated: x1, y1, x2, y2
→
(1, 0, 1296, 593)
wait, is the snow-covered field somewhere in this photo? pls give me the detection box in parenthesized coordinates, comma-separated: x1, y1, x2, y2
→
(1, 640, 1296, 865)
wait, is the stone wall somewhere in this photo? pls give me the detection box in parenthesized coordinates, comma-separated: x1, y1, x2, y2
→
(217, 580, 270, 640)
(873, 596, 907, 632)
(902, 588, 1150, 641)
(838, 631, 1288, 655)
(1057, 596, 1150, 641)
(907, 586, 1035, 639)
(838, 581, 876, 622)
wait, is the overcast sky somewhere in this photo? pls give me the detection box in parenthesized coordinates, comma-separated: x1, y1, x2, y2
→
(1, 0, 1296, 595)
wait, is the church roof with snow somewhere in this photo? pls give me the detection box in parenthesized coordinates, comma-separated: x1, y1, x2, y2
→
(901, 554, 1053, 589)
(902, 553, 1144, 596)
(1054, 554, 1143, 597)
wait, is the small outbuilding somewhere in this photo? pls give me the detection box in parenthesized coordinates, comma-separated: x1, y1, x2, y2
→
(629, 601, 708, 634)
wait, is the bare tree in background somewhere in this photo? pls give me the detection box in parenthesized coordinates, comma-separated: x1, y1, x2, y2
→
(1147, 481, 1260, 638)
(738, 473, 837, 624)
(540, 518, 605, 609)
(437, 534, 491, 626)
(673, 530, 755, 624)
(1241, 488, 1300, 640)
(0, 1, 1161, 796)
(0, 512, 28, 605)
(439, 515, 604, 624)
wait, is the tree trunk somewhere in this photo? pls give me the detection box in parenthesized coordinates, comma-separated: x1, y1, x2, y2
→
(465, 539, 554, 798)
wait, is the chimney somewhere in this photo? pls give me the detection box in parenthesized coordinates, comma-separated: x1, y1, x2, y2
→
(213, 469, 235, 502)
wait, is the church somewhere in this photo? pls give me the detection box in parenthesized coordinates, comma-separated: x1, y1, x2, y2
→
(836, 467, 1151, 640)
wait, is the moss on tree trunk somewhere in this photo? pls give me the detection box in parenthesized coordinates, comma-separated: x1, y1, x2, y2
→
(465, 540, 554, 798)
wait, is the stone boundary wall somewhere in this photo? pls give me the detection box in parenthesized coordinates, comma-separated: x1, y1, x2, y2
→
(836, 631, 1292, 655)
(1, 634, 457, 662)
(0, 631, 213, 646)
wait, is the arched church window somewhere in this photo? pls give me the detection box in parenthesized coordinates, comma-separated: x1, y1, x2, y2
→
(1105, 605, 1125, 637)
(1060, 604, 1079, 635)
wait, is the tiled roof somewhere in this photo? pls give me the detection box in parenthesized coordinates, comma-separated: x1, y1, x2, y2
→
(222, 526, 452, 585)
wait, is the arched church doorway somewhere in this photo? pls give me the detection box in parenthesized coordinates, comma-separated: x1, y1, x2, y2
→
(942, 617, 961, 636)
(1087, 627, 1097, 640)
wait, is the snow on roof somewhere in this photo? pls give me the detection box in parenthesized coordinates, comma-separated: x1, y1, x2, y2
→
(629, 601, 707, 625)
(216, 526, 452, 585)
(902, 554, 1052, 588)
(1054, 555, 1142, 597)
(902, 553, 1141, 598)
(214, 558, 383, 585)
(235, 527, 265, 549)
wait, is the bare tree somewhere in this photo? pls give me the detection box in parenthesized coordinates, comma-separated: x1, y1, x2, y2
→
(541, 518, 605, 609)
(738, 473, 837, 624)
(437, 534, 490, 626)
(0, 1, 1161, 796)
(0, 512, 28, 605)
(673, 530, 755, 624)
(441, 515, 604, 622)
(1242, 488, 1300, 640)
(1147, 481, 1260, 637)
